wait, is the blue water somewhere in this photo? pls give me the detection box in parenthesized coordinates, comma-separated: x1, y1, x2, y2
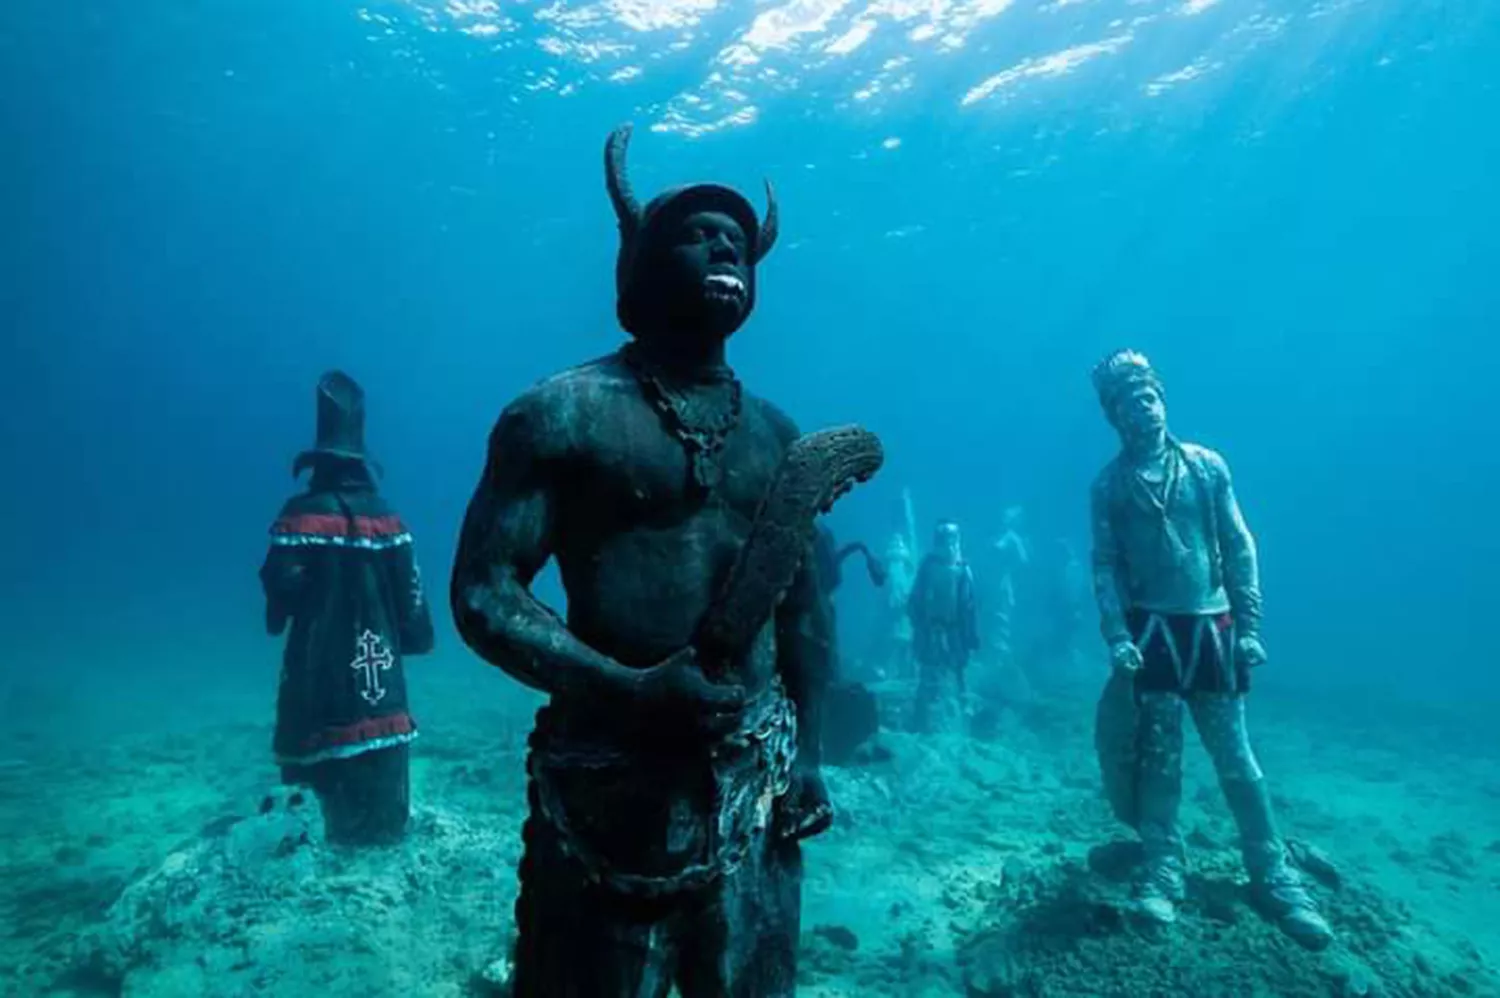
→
(3, 0, 1498, 700)
(3, 3, 1500, 996)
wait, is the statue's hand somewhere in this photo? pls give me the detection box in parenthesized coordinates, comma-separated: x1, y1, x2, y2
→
(1236, 634, 1268, 668)
(631, 648, 748, 734)
(1109, 640, 1144, 674)
(778, 767, 834, 842)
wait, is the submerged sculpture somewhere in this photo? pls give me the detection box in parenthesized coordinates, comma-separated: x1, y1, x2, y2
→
(1088, 349, 1332, 950)
(451, 124, 881, 996)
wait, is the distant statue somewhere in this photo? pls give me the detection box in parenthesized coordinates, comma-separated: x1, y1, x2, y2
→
(990, 504, 1031, 664)
(814, 525, 884, 764)
(1042, 537, 1090, 679)
(815, 524, 888, 596)
(908, 520, 980, 734)
(877, 531, 917, 679)
(260, 371, 434, 847)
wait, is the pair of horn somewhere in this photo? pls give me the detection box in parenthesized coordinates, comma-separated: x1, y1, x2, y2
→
(604, 124, 779, 263)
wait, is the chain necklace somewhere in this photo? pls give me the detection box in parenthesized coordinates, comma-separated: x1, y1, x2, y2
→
(1128, 442, 1178, 514)
(1126, 443, 1191, 561)
(622, 344, 744, 495)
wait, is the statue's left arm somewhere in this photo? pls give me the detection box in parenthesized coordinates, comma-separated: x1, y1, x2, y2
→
(961, 564, 982, 652)
(387, 532, 436, 656)
(1210, 451, 1264, 640)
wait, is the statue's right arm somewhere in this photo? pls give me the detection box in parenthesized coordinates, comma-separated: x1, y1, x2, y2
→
(260, 500, 307, 637)
(259, 545, 303, 637)
(449, 397, 640, 700)
(1089, 473, 1131, 648)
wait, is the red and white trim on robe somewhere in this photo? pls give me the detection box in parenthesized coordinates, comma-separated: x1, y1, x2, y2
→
(269, 513, 413, 551)
(277, 712, 419, 766)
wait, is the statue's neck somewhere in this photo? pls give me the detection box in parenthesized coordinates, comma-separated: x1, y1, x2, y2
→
(310, 465, 375, 494)
(626, 337, 731, 383)
(1123, 430, 1169, 464)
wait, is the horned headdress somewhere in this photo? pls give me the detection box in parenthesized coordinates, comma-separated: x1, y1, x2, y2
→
(604, 124, 780, 335)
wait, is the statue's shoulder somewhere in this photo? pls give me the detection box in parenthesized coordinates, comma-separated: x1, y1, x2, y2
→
(465, 356, 636, 501)
(521, 352, 631, 408)
(495, 352, 635, 441)
(1091, 456, 1123, 498)
(742, 391, 800, 447)
(275, 489, 351, 518)
(1178, 440, 1231, 479)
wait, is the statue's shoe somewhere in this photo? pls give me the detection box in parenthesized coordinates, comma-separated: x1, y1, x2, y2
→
(1257, 882, 1335, 951)
(1134, 894, 1178, 925)
(1132, 869, 1184, 926)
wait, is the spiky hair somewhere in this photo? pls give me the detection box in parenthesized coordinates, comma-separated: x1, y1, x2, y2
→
(1091, 348, 1163, 417)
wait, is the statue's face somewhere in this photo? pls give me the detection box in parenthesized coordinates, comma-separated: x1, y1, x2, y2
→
(660, 210, 751, 336)
(887, 534, 911, 562)
(935, 522, 962, 559)
(1116, 383, 1167, 442)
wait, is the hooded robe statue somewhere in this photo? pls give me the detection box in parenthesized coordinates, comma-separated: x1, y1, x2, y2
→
(260, 371, 434, 845)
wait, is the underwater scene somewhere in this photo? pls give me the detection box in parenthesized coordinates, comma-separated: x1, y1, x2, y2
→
(3, 0, 1499, 995)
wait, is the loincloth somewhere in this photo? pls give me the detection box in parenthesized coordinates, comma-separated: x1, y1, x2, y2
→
(1127, 609, 1246, 695)
(527, 683, 797, 899)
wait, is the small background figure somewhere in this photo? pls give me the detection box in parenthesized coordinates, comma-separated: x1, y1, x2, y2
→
(815, 525, 886, 763)
(990, 505, 1031, 665)
(909, 521, 980, 734)
(871, 531, 917, 680)
(975, 503, 1035, 710)
(1044, 537, 1093, 684)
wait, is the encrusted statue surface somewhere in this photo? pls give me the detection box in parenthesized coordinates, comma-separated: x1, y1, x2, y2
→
(908, 520, 980, 734)
(261, 371, 434, 847)
(1087, 348, 1332, 950)
(451, 124, 880, 997)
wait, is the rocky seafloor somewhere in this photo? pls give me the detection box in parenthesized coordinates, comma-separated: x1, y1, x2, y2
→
(3, 669, 1498, 998)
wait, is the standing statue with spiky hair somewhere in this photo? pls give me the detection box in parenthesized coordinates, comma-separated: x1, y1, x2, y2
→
(451, 125, 882, 997)
(1088, 349, 1333, 950)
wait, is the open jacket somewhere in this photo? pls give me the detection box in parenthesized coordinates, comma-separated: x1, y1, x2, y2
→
(1089, 439, 1263, 646)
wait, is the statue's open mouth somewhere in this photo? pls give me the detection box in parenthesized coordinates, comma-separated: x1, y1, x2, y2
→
(705, 273, 747, 305)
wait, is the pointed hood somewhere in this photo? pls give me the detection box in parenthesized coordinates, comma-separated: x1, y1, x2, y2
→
(292, 370, 383, 478)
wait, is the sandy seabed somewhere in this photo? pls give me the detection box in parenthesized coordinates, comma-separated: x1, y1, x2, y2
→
(2, 661, 1498, 998)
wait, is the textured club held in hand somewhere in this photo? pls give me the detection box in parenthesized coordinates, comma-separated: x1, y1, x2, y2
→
(1095, 668, 1142, 829)
(695, 425, 885, 678)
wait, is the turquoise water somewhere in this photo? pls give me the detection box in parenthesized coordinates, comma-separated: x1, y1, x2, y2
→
(2, 0, 1498, 995)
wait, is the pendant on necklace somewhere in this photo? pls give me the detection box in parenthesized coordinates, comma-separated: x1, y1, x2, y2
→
(689, 441, 727, 492)
(691, 453, 717, 491)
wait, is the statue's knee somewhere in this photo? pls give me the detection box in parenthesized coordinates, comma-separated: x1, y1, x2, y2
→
(1218, 756, 1265, 785)
(1205, 729, 1264, 783)
(1139, 693, 1184, 736)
